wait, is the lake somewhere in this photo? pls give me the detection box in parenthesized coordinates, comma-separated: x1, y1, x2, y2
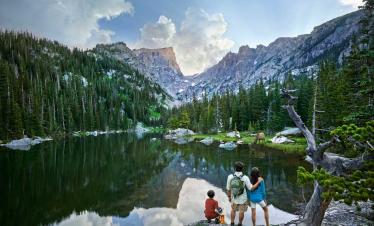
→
(0, 133, 311, 226)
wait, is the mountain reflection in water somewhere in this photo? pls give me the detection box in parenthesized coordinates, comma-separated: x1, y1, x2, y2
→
(0, 133, 310, 226)
(53, 178, 297, 226)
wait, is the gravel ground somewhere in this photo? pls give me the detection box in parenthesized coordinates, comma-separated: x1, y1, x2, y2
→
(322, 201, 373, 226)
(187, 201, 373, 226)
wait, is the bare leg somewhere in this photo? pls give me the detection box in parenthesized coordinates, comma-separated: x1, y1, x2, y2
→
(251, 208, 256, 226)
(239, 211, 245, 224)
(263, 206, 269, 226)
(230, 207, 236, 224)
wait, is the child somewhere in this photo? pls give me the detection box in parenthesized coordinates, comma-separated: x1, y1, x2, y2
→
(248, 167, 269, 226)
(204, 190, 220, 223)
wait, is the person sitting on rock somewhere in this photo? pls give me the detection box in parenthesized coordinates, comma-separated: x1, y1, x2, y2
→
(204, 190, 220, 223)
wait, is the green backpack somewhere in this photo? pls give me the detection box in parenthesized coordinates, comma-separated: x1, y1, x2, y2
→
(230, 174, 244, 197)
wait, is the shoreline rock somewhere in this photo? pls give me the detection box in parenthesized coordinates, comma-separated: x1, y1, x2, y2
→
(276, 127, 302, 137)
(164, 128, 195, 140)
(226, 131, 240, 138)
(72, 130, 125, 137)
(200, 137, 214, 145)
(0, 136, 53, 151)
(271, 136, 295, 144)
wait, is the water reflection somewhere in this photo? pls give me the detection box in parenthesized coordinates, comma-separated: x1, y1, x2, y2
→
(53, 178, 297, 226)
(0, 133, 310, 226)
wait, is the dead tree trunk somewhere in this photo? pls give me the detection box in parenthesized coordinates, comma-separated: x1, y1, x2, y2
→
(281, 88, 368, 226)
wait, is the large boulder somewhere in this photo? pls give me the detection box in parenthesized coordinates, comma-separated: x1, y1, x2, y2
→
(200, 137, 214, 145)
(271, 136, 295, 144)
(164, 128, 195, 140)
(219, 142, 237, 150)
(276, 127, 302, 137)
(226, 131, 240, 138)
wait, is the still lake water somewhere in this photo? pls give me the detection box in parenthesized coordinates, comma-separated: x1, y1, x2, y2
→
(0, 133, 311, 226)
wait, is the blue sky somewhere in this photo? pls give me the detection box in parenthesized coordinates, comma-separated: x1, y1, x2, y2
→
(0, 0, 362, 74)
(101, 0, 359, 49)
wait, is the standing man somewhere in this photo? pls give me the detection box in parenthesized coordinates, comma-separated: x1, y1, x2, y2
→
(226, 161, 262, 226)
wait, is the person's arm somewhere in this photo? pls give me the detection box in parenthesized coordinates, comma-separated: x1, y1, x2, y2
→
(250, 177, 263, 191)
(226, 175, 232, 202)
(261, 181, 266, 201)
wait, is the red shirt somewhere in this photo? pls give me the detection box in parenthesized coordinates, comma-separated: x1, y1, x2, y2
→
(204, 198, 218, 219)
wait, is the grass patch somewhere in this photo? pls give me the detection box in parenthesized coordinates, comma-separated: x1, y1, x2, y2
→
(148, 106, 161, 121)
(191, 132, 306, 155)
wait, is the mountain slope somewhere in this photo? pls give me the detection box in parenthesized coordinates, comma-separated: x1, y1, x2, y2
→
(0, 32, 169, 140)
(181, 10, 364, 101)
(93, 43, 191, 99)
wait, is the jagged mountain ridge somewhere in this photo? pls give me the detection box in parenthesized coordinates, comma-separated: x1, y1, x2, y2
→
(93, 10, 363, 104)
(93, 43, 191, 100)
(179, 10, 364, 101)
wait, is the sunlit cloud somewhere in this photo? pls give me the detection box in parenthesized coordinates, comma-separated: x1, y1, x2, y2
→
(0, 0, 134, 49)
(135, 8, 234, 75)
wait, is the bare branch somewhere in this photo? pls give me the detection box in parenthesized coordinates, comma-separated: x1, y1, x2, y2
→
(316, 151, 371, 176)
(281, 88, 317, 153)
(315, 136, 340, 161)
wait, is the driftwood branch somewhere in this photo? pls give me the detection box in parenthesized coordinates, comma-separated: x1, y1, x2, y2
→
(281, 88, 316, 154)
(280, 88, 371, 225)
(280, 88, 368, 175)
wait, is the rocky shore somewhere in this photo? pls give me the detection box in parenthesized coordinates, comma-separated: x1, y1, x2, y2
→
(187, 201, 373, 226)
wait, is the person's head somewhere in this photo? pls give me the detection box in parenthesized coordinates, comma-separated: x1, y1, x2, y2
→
(234, 161, 244, 172)
(250, 167, 260, 184)
(207, 190, 215, 198)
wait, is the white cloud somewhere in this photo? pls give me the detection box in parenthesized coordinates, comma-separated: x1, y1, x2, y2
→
(135, 8, 234, 75)
(0, 0, 134, 49)
(338, 0, 363, 8)
(139, 15, 176, 49)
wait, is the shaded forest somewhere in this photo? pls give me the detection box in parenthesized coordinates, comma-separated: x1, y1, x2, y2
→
(0, 32, 169, 140)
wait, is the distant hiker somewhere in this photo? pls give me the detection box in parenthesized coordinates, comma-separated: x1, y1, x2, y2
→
(204, 190, 221, 223)
(249, 167, 269, 226)
(253, 132, 265, 144)
(226, 161, 262, 226)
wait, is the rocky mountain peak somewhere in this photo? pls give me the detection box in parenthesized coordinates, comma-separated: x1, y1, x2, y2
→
(238, 45, 251, 56)
(134, 47, 182, 75)
(177, 10, 364, 102)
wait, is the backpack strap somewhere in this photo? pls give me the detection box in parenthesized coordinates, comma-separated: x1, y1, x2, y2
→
(233, 174, 243, 179)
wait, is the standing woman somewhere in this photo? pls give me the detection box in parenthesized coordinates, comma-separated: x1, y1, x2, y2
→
(248, 167, 269, 226)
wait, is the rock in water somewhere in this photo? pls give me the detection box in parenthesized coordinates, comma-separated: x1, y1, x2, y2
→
(200, 137, 214, 145)
(271, 136, 295, 144)
(1, 136, 53, 151)
(4, 137, 32, 146)
(219, 142, 237, 150)
(174, 137, 194, 145)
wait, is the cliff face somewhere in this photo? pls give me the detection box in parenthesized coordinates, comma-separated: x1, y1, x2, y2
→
(179, 10, 364, 101)
(93, 43, 190, 100)
(134, 47, 182, 75)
